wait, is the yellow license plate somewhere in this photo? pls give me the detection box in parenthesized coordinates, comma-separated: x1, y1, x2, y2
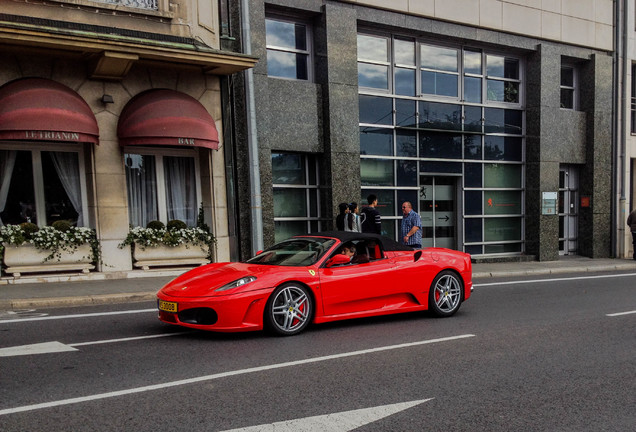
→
(158, 300, 178, 313)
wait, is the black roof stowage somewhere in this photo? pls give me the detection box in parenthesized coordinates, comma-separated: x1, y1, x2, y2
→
(295, 231, 413, 252)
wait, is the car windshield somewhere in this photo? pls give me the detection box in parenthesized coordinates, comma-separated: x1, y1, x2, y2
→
(244, 238, 336, 267)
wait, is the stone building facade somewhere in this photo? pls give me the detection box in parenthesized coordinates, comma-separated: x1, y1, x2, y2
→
(232, 0, 614, 261)
(0, 0, 256, 275)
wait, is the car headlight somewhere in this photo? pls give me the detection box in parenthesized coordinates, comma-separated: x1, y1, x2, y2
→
(215, 276, 257, 292)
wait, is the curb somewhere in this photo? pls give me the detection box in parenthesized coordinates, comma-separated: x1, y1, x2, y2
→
(0, 292, 156, 310)
(473, 263, 636, 279)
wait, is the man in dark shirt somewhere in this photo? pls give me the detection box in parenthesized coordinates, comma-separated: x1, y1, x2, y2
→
(361, 194, 381, 234)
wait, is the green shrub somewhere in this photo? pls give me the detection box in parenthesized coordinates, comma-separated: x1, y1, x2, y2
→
(146, 220, 165, 230)
(19, 222, 39, 239)
(167, 219, 187, 230)
(51, 220, 72, 232)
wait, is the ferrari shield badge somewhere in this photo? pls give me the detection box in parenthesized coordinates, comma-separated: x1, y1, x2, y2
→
(308, 270, 316, 276)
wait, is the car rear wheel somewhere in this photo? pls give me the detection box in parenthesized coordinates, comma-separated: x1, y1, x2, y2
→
(429, 270, 463, 317)
(265, 283, 313, 336)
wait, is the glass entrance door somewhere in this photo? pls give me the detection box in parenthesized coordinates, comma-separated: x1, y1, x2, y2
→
(420, 176, 457, 249)
(559, 165, 579, 255)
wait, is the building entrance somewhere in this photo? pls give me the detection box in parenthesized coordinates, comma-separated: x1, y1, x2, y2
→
(559, 165, 579, 255)
(419, 176, 458, 249)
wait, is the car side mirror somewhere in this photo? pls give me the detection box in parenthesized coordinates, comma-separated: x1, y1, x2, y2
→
(255, 250, 263, 255)
(326, 254, 351, 268)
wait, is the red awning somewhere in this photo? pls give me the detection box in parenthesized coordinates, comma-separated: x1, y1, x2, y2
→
(117, 89, 219, 150)
(0, 78, 99, 144)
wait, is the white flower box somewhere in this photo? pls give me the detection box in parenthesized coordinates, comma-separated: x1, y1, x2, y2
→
(132, 242, 209, 270)
(2, 243, 94, 278)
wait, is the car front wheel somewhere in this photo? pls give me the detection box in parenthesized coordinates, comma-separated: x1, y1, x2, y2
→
(429, 270, 463, 317)
(265, 283, 313, 336)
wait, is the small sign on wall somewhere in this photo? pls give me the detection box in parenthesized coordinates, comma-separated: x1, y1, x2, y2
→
(580, 196, 591, 208)
(541, 192, 558, 215)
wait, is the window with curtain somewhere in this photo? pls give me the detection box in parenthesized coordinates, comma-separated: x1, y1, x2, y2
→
(0, 148, 86, 227)
(124, 151, 199, 227)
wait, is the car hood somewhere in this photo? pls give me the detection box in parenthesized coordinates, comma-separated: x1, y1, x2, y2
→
(159, 262, 281, 298)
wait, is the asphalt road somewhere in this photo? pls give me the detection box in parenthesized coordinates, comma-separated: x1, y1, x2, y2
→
(1, 271, 635, 431)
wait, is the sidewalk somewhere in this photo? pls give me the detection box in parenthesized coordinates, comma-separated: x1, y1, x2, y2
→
(1, 256, 635, 310)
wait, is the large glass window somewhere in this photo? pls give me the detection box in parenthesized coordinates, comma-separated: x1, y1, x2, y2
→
(357, 34, 525, 255)
(560, 64, 577, 110)
(125, 150, 200, 227)
(0, 147, 87, 227)
(272, 153, 323, 243)
(486, 55, 520, 103)
(266, 17, 311, 80)
(421, 45, 459, 97)
(357, 34, 390, 90)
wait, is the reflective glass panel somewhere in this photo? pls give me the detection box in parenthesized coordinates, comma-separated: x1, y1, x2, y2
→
(484, 190, 522, 215)
(464, 106, 482, 132)
(464, 135, 482, 160)
(422, 71, 458, 97)
(464, 76, 482, 103)
(267, 51, 308, 80)
(360, 127, 393, 156)
(487, 56, 518, 79)
(396, 130, 417, 157)
(394, 39, 415, 65)
(484, 217, 522, 241)
(464, 50, 482, 74)
(274, 188, 307, 217)
(266, 20, 307, 50)
(395, 68, 416, 96)
(464, 163, 482, 187)
(485, 243, 522, 253)
(487, 80, 519, 103)
(419, 102, 461, 130)
(272, 153, 305, 184)
(464, 217, 482, 241)
(484, 136, 522, 161)
(421, 45, 458, 72)
(397, 160, 417, 186)
(359, 95, 393, 125)
(360, 159, 394, 186)
(358, 63, 389, 89)
(357, 34, 389, 62)
(464, 191, 482, 215)
(484, 108, 523, 134)
(484, 164, 522, 188)
(395, 99, 417, 127)
(419, 132, 462, 159)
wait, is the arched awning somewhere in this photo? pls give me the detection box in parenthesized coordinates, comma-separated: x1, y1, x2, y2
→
(0, 78, 99, 144)
(117, 89, 219, 150)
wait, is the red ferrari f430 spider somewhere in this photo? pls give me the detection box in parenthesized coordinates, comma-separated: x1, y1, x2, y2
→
(157, 231, 472, 336)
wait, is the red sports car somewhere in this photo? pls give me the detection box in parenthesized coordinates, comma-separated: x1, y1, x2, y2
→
(157, 231, 472, 336)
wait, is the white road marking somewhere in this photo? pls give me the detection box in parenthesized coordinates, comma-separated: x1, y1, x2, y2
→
(606, 310, 636, 317)
(0, 332, 188, 357)
(0, 342, 78, 357)
(0, 334, 474, 416)
(0, 308, 156, 323)
(220, 399, 433, 432)
(474, 272, 636, 287)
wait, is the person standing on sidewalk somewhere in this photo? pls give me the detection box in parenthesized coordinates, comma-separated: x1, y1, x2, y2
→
(627, 208, 636, 260)
(361, 194, 381, 234)
(400, 201, 422, 248)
